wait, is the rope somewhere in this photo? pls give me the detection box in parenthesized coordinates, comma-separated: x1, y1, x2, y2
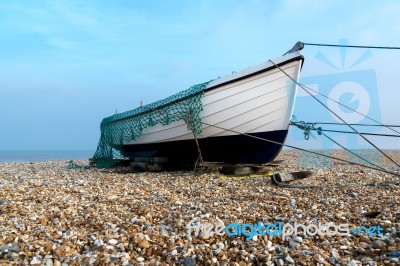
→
(269, 59, 400, 168)
(321, 132, 387, 171)
(303, 42, 400, 50)
(302, 41, 400, 138)
(282, 84, 400, 136)
(312, 122, 400, 129)
(290, 122, 400, 138)
(187, 110, 204, 172)
(316, 129, 399, 138)
(200, 121, 400, 178)
(290, 121, 388, 171)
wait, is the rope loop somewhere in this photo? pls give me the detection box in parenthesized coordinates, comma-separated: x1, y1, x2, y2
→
(292, 120, 315, 140)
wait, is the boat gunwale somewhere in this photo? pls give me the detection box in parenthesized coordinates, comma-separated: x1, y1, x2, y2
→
(204, 53, 304, 92)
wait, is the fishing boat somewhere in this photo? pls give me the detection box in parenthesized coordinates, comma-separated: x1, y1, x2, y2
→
(93, 42, 304, 167)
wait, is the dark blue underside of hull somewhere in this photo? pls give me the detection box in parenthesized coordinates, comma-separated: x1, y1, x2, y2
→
(123, 130, 288, 164)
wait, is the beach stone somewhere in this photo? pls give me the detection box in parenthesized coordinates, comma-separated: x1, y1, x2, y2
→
(294, 213, 303, 218)
(199, 232, 210, 240)
(30, 256, 41, 265)
(357, 247, 366, 254)
(213, 248, 222, 255)
(360, 235, 371, 243)
(347, 260, 357, 266)
(350, 192, 358, 198)
(388, 251, 400, 257)
(240, 249, 248, 256)
(138, 240, 150, 249)
(380, 236, 395, 246)
(0, 245, 20, 252)
(372, 240, 386, 249)
(204, 260, 212, 266)
(280, 247, 288, 255)
(289, 240, 300, 248)
(108, 239, 118, 245)
(94, 239, 104, 247)
(360, 256, 374, 263)
(382, 220, 392, 228)
(182, 257, 196, 266)
(358, 242, 369, 249)
(10, 252, 19, 259)
(285, 256, 295, 264)
(297, 259, 308, 266)
(331, 248, 340, 259)
(256, 253, 268, 261)
(293, 236, 303, 243)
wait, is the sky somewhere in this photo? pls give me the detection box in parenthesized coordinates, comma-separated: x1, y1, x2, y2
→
(0, 0, 399, 151)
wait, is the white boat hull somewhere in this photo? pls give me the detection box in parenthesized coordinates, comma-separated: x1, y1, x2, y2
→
(122, 53, 303, 164)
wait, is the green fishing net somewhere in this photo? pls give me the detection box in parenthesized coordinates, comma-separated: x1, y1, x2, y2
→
(92, 81, 210, 168)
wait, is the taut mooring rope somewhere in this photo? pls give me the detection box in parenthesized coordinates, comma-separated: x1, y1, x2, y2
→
(269, 60, 400, 168)
(303, 42, 400, 50)
(200, 121, 400, 178)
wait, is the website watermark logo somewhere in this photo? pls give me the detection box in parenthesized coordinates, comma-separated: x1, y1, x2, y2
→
(186, 218, 383, 241)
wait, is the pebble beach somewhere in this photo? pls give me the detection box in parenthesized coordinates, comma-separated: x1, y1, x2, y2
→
(1, 150, 400, 266)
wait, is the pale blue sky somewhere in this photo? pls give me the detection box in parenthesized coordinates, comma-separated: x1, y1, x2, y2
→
(1, 0, 399, 150)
